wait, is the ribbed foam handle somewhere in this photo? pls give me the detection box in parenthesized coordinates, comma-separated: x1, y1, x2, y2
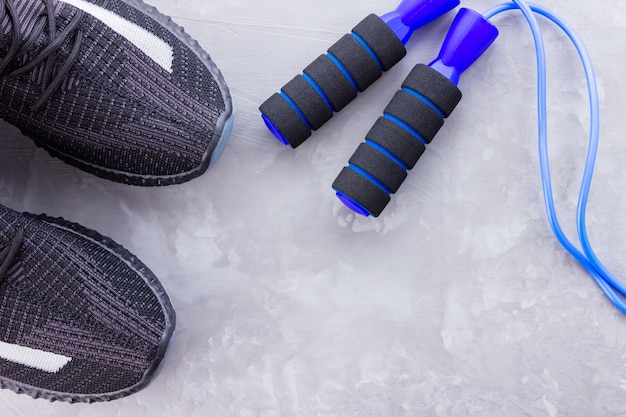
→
(365, 117, 426, 169)
(281, 75, 333, 130)
(352, 14, 406, 71)
(327, 34, 383, 91)
(259, 93, 312, 148)
(259, 14, 406, 148)
(304, 55, 357, 112)
(383, 90, 444, 144)
(333, 167, 391, 218)
(334, 64, 463, 217)
(401, 64, 462, 117)
(349, 143, 407, 193)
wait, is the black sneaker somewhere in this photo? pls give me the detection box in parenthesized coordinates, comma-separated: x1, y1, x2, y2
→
(0, 204, 175, 402)
(0, 0, 233, 185)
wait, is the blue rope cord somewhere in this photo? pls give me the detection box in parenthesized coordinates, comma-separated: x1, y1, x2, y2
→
(483, 1, 626, 313)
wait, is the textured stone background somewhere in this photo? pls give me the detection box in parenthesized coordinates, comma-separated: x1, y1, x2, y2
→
(2, 0, 626, 415)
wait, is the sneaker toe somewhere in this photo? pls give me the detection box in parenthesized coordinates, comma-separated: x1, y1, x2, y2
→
(0, 207, 175, 402)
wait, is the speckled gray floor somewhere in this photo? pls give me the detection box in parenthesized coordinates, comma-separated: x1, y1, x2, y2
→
(2, 0, 626, 415)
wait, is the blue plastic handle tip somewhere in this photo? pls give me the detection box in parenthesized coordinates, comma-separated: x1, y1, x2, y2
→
(262, 114, 291, 146)
(336, 192, 372, 217)
(382, 0, 460, 44)
(429, 7, 499, 84)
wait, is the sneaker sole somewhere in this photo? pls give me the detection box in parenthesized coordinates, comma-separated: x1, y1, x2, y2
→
(0, 214, 176, 403)
(34, 0, 234, 186)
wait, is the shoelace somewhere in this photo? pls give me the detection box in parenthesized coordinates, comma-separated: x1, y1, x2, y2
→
(0, 0, 84, 111)
(0, 227, 24, 283)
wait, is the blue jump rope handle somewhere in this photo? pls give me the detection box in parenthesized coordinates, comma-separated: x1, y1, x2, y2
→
(259, 0, 460, 148)
(333, 8, 499, 217)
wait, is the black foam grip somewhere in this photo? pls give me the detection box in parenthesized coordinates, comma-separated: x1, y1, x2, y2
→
(401, 64, 462, 117)
(259, 93, 311, 148)
(349, 143, 407, 193)
(383, 90, 444, 143)
(332, 167, 390, 218)
(352, 14, 406, 71)
(261, 14, 407, 148)
(303, 54, 357, 112)
(281, 75, 333, 130)
(365, 117, 426, 169)
(327, 34, 382, 91)
(335, 64, 464, 217)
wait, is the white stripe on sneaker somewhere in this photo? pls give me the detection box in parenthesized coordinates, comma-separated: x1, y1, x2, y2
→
(60, 0, 174, 72)
(0, 341, 72, 373)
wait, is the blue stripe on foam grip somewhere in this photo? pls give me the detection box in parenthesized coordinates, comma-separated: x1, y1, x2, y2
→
(382, 113, 428, 145)
(327, 52, 359, 92)
(279, 92, 314, 131)
(302, 73, 336, 112)
(365, 139, 409, 171)
(401, 87, 447, 119)
(350, 32, 384, 71)
(348, 163, 392, 195)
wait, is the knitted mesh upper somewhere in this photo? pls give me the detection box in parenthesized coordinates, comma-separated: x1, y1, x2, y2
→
(0, 0, 231, 184)
(0, 204, 174, 401)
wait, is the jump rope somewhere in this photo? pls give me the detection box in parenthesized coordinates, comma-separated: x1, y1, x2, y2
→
(259, 1, 626, 315)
